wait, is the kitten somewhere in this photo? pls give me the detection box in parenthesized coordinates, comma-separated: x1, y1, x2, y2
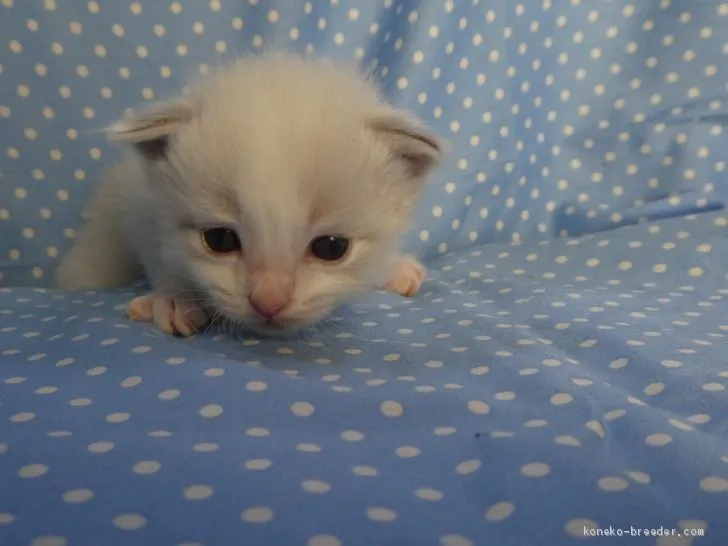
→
(55, 53, 443, 336)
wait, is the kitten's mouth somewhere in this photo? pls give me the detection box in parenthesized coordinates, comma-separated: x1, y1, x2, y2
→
(246, 317, 307, 337)
(211, 313, 299, 337)
(262, 319, 286, 330)
(211, 297, 331, 336)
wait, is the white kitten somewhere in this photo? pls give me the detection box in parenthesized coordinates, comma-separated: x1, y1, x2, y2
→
(56, 53, 443, 336)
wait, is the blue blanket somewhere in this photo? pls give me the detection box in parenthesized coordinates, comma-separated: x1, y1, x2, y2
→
(1, 1, 727, 545)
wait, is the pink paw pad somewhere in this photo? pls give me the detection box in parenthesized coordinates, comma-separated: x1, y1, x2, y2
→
(385, 257, 427, 297)
(127, 293, 207, 337)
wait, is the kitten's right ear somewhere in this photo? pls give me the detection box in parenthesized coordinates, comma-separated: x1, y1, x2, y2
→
(106, 99, 193, 160)
(368, 110, 445, 182)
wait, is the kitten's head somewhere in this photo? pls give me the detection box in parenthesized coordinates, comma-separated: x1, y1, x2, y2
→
(108, 54, 443, 334)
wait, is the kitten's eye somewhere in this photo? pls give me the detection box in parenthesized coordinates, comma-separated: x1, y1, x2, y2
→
(202, 228, 241, 254)
(309, 235, 350, 262)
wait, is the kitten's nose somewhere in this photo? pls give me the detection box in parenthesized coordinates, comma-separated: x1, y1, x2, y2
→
(248, 268, 294, 321)
(248, 296, 287, 320)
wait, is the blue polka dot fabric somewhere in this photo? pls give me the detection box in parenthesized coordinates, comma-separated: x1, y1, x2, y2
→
(1, 1, 727, 545)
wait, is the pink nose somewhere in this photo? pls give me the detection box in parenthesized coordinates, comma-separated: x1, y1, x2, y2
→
(248, 296, 287, 320)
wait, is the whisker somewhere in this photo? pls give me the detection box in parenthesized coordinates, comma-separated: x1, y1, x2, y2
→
(203, 311, 225, 336)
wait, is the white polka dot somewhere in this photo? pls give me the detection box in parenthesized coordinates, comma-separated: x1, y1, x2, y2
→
(624, 471, 650, 484)
(643, 382, 665, 395)
(158, 389, 180, 400)
(433, 426, 456, 436)
(133, 461, 161, 475)
(396, 446, 421, 458)
(687, 414, 711, 424)
(521, 462, 550, 477)
(414, 487, 444, 501)
(341, 430, 364, 442)
(550, 393, 573, 405)
(246, 428, 270, 437)
(524, 419, 548, 428)
(19, 464, 48, 478)
(366, 507, 397, 522)
(121, 376, 142, 388)
(702, 383, 725, 392)
(35, 385, 58, 395)
(199, 404, 223, 418)
(542, 358, 562, 367)
(598, 476, 630, 491)
(10, 412, 35, 423)
(467, 400, 490, 414)
(241, 507, 274, 523)
(106, 412, 130, 423)
(291, 401, 315, 416)
(585, 420, 606, 437)
(183, 485, 214, 500)
(296, 443, 322, 453)
(113, 514, 147, 531)
(380, 400, 404, 417)
(484, 501, 515, 521)
(645, 433, 672, 446)
(440, 536, 473, 546)
(700, 476, 728, 492)
(246, 381, 268, 392)
(352, 465, 378, 476)
(604, 410, 626, 421)
(30, 537, 66, 546)
(193, 442, 219, 452)
(245, 458, 272, 470)
(307, 535, 342, 546)
(88, 441, 114, 453)
(456, 459, 481, 475)
(302, 479, 331, 494)
(0, 513, 15, 525)
(566, 519, 598, 537)
(554, 435, 581, 447)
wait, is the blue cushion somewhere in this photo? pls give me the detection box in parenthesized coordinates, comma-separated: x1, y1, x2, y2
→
(2, 211, 727, 545)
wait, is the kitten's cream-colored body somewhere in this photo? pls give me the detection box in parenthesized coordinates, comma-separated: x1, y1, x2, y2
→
(56, 54, 442, 336)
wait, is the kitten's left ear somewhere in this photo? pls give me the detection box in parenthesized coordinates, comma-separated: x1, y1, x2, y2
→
(368, 111, 445, 181)
(106, 99, 194, 160)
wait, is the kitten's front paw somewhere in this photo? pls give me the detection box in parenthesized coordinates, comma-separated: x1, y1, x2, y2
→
(127, 292, 208, 337)
(385, 256, 427, 297)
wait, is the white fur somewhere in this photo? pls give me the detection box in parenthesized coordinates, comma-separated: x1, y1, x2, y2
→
(56, 53, 443, 334)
